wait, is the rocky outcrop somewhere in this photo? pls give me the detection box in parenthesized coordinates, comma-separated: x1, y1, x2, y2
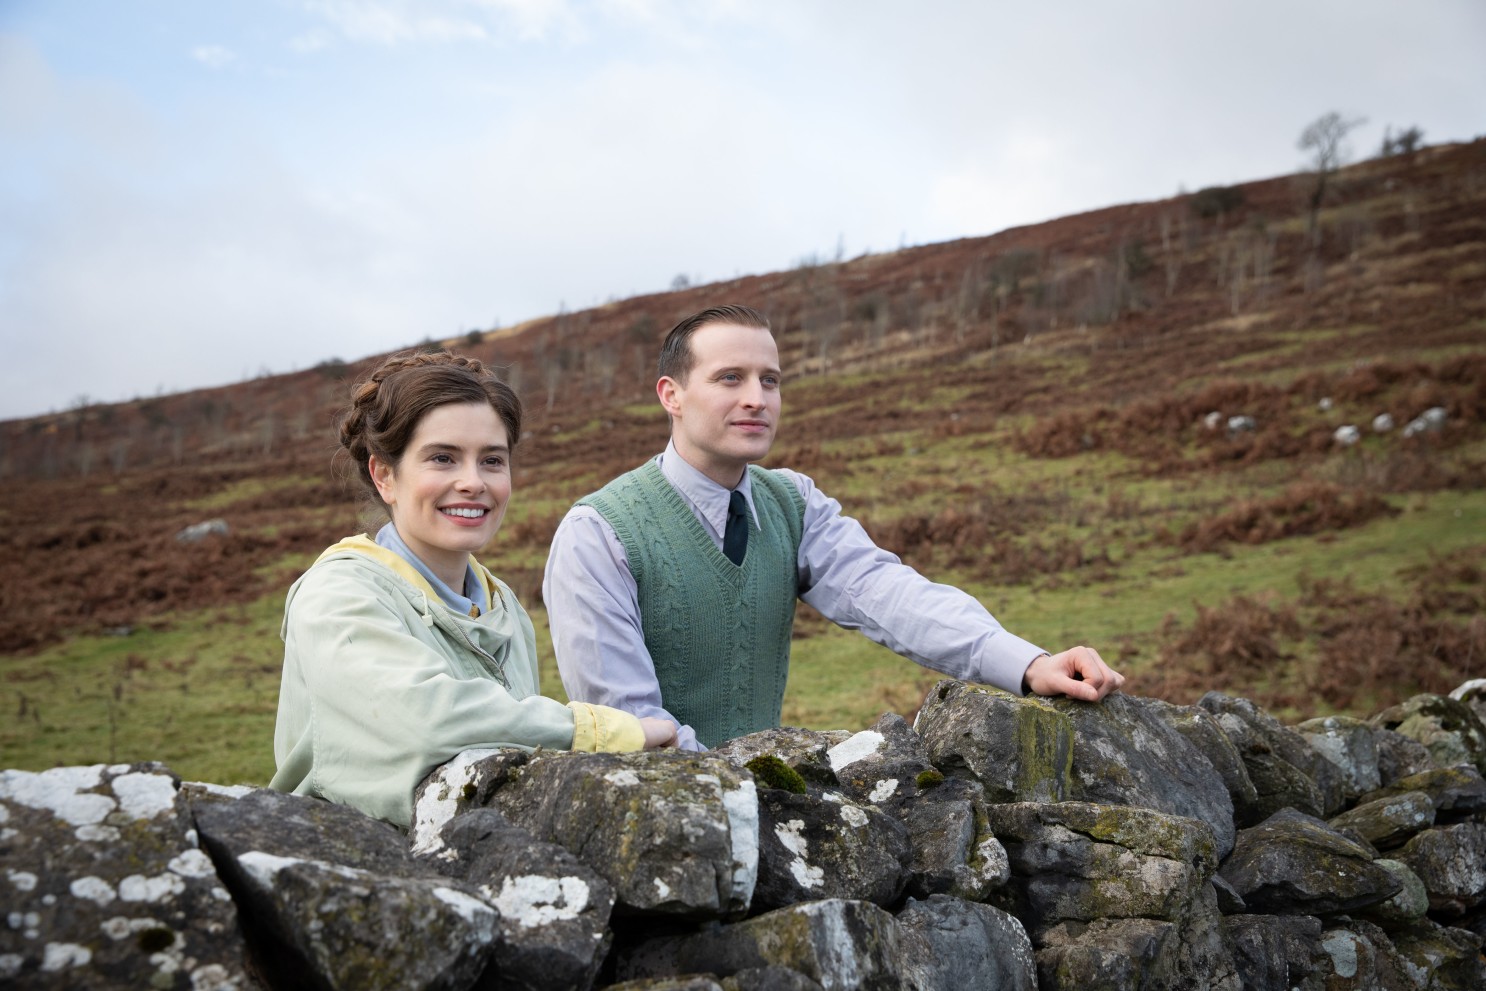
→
(4, 685, 1485, 989)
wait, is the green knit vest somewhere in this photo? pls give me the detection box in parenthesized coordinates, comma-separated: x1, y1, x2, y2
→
(577, 460, 806, 748)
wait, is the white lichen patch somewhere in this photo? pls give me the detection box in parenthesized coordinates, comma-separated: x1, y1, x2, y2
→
(0, 766, 116, 826)
(653, 876, 672, 900)
(1321, 931, 1360, 978)
(490, 875, 591, 929)
(168, 849, 217, 879)
(101, 916, 161, 940)
(721, 778, 760, 910)
(800, 901, 863, 989)
(838, 804, 869, 829)
(827, 731, 885, 773)
(603, 769, 641, 787)
(408, 749, 501, 856)
(76, 824, 121, 843)
(0, 954, 22, 979)
(120, 873, 187, 903)
(238, 851, 303, 889)
(9, 910, 41, 935)
(187, 782, 254, 800)
(432, 886, 497, 931)
(6, 869, 37, 892)
(70, 875, 118, 906)
(41, 942, 92, 971)
(868, 779, 899, 803)
(112, 772, 178, 820)
(190, 962, 245, 990)
(788, 859, 825, 890)
(775, 820, 824, 890)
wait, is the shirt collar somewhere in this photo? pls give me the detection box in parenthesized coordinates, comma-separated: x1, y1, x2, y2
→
(374, 522, 490, 616)
(659, 439, 756, 535)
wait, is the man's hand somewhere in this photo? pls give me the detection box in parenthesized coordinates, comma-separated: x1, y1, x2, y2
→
(640, 717, 679, 749)
(1023, 646, 1124, 702)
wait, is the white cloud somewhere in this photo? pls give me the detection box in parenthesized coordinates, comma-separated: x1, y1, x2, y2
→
(190, 45, 236, 69)
(301, 0, 491, 45)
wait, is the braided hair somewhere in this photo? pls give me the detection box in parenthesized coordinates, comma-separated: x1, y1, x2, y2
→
(336, 350, 522, 514)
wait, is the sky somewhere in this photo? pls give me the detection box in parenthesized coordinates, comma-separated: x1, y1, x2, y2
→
(1, 1, 1483, 421)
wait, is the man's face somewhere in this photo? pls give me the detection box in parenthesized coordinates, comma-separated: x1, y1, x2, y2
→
(658, 322, 782, 488)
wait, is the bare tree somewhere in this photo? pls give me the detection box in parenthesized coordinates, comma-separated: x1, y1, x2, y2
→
(1299, 111, 1366, 245)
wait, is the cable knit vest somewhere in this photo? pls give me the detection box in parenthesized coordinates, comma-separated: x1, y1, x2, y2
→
(576, 460, 805, 747)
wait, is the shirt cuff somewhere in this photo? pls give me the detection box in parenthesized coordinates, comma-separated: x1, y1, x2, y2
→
(567, 701, 646, 753)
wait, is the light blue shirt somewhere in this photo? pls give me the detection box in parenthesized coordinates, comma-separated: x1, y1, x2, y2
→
(543, 442, 1045, 751)
(375, 523, 491, 617)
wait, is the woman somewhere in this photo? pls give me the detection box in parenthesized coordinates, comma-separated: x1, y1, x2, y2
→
(270, 350, 675, 828)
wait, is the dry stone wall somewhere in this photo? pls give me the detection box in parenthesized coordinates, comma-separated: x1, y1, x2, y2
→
(4, 682, 1486, 990)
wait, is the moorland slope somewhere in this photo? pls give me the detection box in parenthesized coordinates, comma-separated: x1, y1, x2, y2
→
(2, 140, 1483, 782)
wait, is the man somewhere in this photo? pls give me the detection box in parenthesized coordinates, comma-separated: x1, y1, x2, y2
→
(544, 304, 1123, 750)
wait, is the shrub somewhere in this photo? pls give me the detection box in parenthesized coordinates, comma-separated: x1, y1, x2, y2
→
(1190, 185, 1246, 219)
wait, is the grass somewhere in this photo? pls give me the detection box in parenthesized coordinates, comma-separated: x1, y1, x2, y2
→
(6, 435, 1480, 787)
(1, 593, 285, 785)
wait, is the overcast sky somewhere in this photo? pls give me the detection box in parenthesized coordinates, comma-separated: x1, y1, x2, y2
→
(2, 1, 1482, 420)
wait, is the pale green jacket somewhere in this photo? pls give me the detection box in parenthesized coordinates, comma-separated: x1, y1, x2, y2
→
(270, 535, 642, 828)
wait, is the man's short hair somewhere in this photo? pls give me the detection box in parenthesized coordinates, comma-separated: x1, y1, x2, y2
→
(658, 304, 771, 383)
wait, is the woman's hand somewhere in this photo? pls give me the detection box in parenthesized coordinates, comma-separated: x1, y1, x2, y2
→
(640, 717, 678, 749)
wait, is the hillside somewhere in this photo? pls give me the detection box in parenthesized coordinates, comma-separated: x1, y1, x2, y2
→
(2, 140, 1484, 782)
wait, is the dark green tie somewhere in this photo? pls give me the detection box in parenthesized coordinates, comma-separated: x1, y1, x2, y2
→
(724, 489, 749, 565)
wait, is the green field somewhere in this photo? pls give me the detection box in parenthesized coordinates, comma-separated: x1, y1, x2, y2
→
(5, 421, 1481, 786)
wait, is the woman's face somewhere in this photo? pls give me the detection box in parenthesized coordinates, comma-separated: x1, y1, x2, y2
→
(369, 401, 511, 588)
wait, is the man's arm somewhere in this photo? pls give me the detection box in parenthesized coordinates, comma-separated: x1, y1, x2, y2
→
(785, 470, 1122, 701)
(543, 507, 702, 749)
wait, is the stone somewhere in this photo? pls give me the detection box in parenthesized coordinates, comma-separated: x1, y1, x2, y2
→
(1034, 906, 1239, 991)
(895, 894, 1035, 991)
(409, 749, 532, 855)
(913, 681, 1072, 804)
(0, 762, 250, 989)
(1056, 693, 1237, 859)
(1221, 914, 1327, 991)
(1374, 728, 1437, 786)
(821, 713, 935, 807)
(417, 809, 616, 991)
(804, 714, 1009, 902)
(721, 967, 826, 990)
(214, 849, 498, 990)
(1328, 790, 1436, 850)
(1361, 765, 1486, 819)
(1217, 808, 1402, 916)
(1388, 919, 1486, 990)
(1449, 679, 1486, 729)
(1358, 858, 1431, 926)
(1147, 698, 1260, 830)
(984, 802, 1218, 932)
(1372, 693, 1486, 777)
(898, 777, 1009, 901)
(1316, 920, 1417, 990)
(712, 728, 851, 789)
(1394, 821, 1486, 916)
(1197, 692, 1343, 818)
(752, 788, 909, 911)
(191, 785, 497, 989)
(615, 899, 902, 991)
(1295, 713, 1381, 803)
(488, 751, 759, 919)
